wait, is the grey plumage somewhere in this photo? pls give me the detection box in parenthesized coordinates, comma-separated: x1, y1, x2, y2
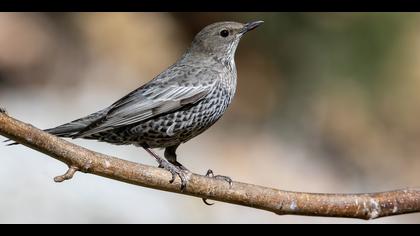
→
(14, 20, 264, 189)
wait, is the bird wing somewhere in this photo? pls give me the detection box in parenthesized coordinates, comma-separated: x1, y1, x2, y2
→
(74, 68, 219, 138)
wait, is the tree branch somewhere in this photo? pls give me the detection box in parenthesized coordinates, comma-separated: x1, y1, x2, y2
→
(1, 109, 420, 220)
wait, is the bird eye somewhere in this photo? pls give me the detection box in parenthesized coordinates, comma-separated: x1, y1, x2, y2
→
(220, 30, 229, 37)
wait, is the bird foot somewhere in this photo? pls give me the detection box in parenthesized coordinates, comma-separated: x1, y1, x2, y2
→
(158, 159, 189, 191)
(160, 161, 189, 172)
(205, 169, 232, 186)
(202, 169, 233, 206)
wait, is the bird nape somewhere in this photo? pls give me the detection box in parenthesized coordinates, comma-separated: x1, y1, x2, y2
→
(8, 20, 264, 193)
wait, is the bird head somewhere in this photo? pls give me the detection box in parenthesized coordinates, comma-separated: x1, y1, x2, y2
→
(187, 21, 264, 61)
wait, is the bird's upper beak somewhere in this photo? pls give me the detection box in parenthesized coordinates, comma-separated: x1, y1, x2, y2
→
(239, 20, 264, 35)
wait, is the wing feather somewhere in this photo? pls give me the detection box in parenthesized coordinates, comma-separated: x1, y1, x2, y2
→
(74, 67, 218, 138)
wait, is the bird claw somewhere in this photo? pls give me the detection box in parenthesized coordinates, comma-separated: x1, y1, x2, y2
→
(158, 159, 188, 191)
(205, 169, 232, 187)
(202, 169, 233, 206)
(202, 198, 215, 206)
(3, 139, 18, 146)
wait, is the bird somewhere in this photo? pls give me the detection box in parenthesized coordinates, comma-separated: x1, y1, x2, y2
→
(7, 20, 264, 191)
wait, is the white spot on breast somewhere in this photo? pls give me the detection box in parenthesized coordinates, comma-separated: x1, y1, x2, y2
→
(166, 122, 176, 136)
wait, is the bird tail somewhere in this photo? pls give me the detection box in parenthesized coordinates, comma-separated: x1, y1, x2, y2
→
(44, 123, 87, 138)
(3, 122, 87, 146)
(4, 107, 111, 146)
(3, 140, 19, 146)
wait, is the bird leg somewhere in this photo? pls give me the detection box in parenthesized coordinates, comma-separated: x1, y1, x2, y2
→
(164, 145, 189, 171)
(144, 148, 188, 190)
(202, 169, 233, 205)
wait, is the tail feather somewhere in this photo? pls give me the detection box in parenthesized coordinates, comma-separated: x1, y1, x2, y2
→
(45, 107, 111, 138)
(3, 123, 85, 146)
(3, 139, 19, 146)
(4, 107, 110, 146)
(44, 123, 86, 138)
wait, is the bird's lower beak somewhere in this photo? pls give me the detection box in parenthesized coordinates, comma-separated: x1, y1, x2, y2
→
(240, 20, 264, 35)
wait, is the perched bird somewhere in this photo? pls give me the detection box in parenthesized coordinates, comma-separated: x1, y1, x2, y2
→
(9, 20, 263, 190)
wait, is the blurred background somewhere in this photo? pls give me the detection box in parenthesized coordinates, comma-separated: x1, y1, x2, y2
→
(0, 12, 420, 223)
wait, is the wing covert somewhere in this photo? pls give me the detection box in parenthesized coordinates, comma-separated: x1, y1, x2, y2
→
(75, 67, 218, 137)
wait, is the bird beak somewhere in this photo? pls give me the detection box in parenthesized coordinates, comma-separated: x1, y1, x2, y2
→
(240, 20, 264, 35)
